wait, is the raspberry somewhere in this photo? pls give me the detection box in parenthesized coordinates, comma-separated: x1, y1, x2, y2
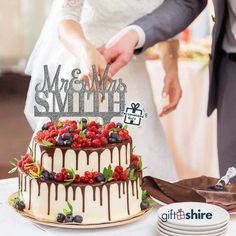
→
(88, 121, 97, 127)
(86, 132, 96, 139)
(50, 130, 58, 138)
(101, 129, 109, 137)
(88, 179, 94, 184)
(106, 122, 116, 130)
(100, 137, 108, 145)
(84, 171, 93, 179)
(22, 153, 30, 161)
(115, 165, 123, 173)
(60, 128, 68, 134)
(31, 166, 38, 173)
(92, 171, 99, 178)
(47, 137, 56, 144)
(120, 171, 128, 180)
(74, 174, 80, 183)
(112, 171, 120, 181)
(47, 122, 54, 127)
(48, 126, 56, 132)
(55, 173, 64, 182)
(74, 129, 81, 134)
(117, 130, 124, 137)
(131, 155, 139, 162)
(92, 139, 102, 148)
(18, 160, 23, 168)
(25, 157, 32, 164)
(61, 168, 67, 174)
(65, 173, 71, 180)
(90, 126, 98, 133)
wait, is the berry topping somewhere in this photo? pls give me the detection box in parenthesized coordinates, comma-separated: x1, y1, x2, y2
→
(40, 170, 50, 181)
(15, 201, 25, 211)
(73, 215, 83, 223)
(65, 214, 74, 223)
(108, 137, 116, 144)
(62, 133, 71, 141)
(95, 173, 105, 182)
(115, 166, 123, 173)
(56, 213, 65, 223)
(55, 172, 64, 182)
(140, 200, 149, 210)
(112, 172, 120, 181)
(116, 122, 123, 129)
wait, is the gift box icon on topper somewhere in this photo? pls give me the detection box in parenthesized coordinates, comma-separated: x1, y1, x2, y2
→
(123, 102, 144, 126)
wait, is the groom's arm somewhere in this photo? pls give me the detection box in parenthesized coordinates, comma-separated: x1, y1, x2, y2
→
(133, 0, 207, 53)
(100, 0, 207, 76)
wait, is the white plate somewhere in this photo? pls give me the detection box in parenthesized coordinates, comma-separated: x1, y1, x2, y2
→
(157, 221, 228, 235)
(157, 202, 230, 227)
(157, 217, 229, 231)
(157, 224, 227, 236)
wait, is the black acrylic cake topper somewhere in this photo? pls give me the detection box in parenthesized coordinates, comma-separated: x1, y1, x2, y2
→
(34, 64, 127, 124)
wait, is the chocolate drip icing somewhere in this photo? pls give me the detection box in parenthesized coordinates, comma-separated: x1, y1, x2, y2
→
(93, 186, 96, 201)
(126, 181, 130, 215)
(106, 185, 111, 221)
(65, 186, 69, 202)
(55, 184, 58, 200)
(72, 186, 77, 201)
(20, 173, 23, 193)
(122, 182, 125, 194)
(37, 181, 41, 196)
(24, 175, 27, 192)
(118, 183, 121, 198)
(81, 186, 85, 212)
(18, 172, 20, 191)
(135, 178, 139, 199)
(131, 181, 135, 196)
(47, 182, 51, 215)
(36, 138, 132, 173)
(99, 185, 103, 206)
(28, 179, 32, 210)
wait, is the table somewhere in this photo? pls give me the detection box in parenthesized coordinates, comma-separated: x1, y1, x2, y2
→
(0, 178, 236, 236)
(146, 60, 219, 180)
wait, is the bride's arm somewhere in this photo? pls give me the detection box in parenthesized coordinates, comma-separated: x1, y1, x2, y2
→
(157, 39, 182, 117)
(57, 1, 107, 80)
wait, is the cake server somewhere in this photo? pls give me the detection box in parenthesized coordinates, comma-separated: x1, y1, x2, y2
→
(215, 167, 236, 190)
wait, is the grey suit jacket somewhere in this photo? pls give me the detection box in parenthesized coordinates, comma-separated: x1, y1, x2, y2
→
(133, 0, 225, 116)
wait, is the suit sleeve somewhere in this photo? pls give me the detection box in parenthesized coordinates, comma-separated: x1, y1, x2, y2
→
(133, 0, 207, 53)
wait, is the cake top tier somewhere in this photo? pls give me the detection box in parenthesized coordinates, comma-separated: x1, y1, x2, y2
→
(36, 119, 131, 149)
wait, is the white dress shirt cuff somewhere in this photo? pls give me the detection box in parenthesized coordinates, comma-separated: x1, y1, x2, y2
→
(125, 25, 146, 49)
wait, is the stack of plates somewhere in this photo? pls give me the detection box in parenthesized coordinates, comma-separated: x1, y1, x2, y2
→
(157, 202, 230, 236)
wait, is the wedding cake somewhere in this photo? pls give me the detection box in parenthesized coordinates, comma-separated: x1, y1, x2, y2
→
(15, 119, 148, 224)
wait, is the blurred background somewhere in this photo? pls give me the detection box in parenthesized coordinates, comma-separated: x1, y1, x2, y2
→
(0, 1, 218, 180)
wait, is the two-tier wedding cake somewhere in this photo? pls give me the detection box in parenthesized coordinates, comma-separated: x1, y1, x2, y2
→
(14, 119, 148, 224)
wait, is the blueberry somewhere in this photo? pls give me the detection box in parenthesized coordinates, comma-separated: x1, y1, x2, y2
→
(65, 214, 74, 223)
(41, 123, 49, 130)
(40, 170, 50, 181)
(62, 133, 71, 141)
(140, 200, 149, 210)
(15, 201, 25, 211)
(81, 118, 87, 124)
(56, 139, 64, 146)
(116, 122, 123, 129)
(83, 129, 88, 135)
(49, 172, 56, 180)
(116, 136, 123, 143)
(56, 213, 65, 223)
(108, 137, 117, 144)
(68, 127, 74, 133)
(82, 124, 87, 130)
(73, 215, 83, 223)
(64, 140, 72, 146)
(95, 173, 105, 182)
(109, 132, 117, 139)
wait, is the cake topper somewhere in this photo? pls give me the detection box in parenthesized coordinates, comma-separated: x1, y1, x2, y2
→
(34, 64, 127, 124)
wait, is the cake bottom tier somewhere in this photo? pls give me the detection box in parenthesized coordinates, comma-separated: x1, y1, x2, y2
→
(19, 172, 142, 224)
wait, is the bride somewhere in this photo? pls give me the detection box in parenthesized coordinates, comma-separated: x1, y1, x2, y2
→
(25, 0, 181, 181)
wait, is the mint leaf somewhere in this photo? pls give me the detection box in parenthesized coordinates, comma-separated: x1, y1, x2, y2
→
(123, 124, 128, 130)
(42, 140, 54, 147)
(138, 159, 142, 169)
(79, 120, 83, 130)
(129, 168, 137, 181)
(103, 165, 113, 182)
(10, 197, 20, 204)
(56, 121, 63, 128)
(142, 190, 147, 200)
(63, 209, 71, 216)
(67, 201, 73, 212)
(110, 128, 118, 132)
(80, 131, 86, 138)
(66, 168, 75, 180)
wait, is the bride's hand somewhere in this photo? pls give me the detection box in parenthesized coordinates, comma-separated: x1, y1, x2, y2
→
(160, 69, 182, 117)
(79, 42, 108, 86)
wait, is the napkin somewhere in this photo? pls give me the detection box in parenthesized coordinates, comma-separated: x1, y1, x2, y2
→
(142, 175, 236, 212)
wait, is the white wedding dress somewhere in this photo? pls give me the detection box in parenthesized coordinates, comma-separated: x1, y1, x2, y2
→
(25, 0, 178, 181)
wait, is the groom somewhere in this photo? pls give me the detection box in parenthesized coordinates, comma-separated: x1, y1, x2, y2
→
(100, 0, 236, 177)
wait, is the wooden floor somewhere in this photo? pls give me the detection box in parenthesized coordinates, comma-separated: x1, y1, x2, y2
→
(0, 72, 32, 179)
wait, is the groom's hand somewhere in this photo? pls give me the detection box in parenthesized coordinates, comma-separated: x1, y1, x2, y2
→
(99, 28, 139, 76)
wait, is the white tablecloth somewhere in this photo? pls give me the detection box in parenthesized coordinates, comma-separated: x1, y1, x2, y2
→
(146, 60, 219, 179)
(0, 178, 236, 236)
